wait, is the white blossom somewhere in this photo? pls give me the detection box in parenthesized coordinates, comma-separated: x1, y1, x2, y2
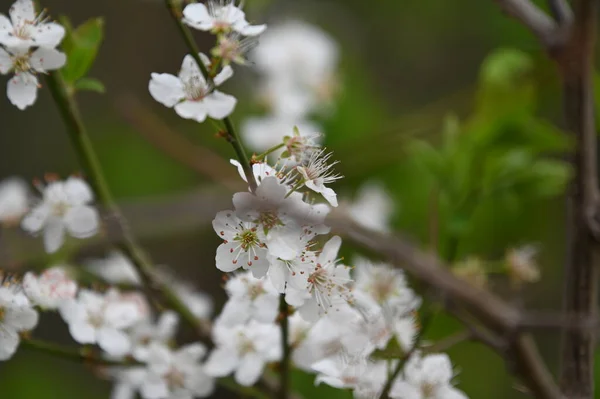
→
(204, 320, 281, 386)
(348, 182, 394, 233)
(183, 1, 266, 36)
(23, 266, 77, 309)
(212, 210, 270, 277)
(296, 149, 342, 207)
(0, 0, 65, 49)
(216, 272, 278, 326)
(0, 45, 66, 109)
(0, 284, 39, 360)
(21, 177, 99, 253)
(149, 53, 236, 122)
(0, 177, 28, 223)
(129, 311, 179, 361)
(60, 289, 148, 357)
(390, 353, 468, 399)
(241, 116, 320, 154)
(212, 32, 257, 66)
(154, 268, 214, 321)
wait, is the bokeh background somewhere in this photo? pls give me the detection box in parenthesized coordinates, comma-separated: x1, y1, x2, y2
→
(0, 0, 591, 397)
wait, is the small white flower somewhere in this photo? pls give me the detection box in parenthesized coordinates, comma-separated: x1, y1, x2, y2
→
(0, 177, 29, 224)
(348, 182, 394, 233)
(289, 236, 353, 322)
(212, 32, 257, 66)
(129, 311, 179, 361)
(149, 53, 236, 122)
(23, 266, 77, 309)
(506, 245, 540, 284)
(183, 1, 266, 36)
(241, 116, 320, 153)
(59, 289, 148, 357)
(216, 272, 279, 326)
(212, 210, 270, 278)
(230, 159, 284, 186)
(296, 149, 342, 207)
(267, 251, 317, 296)
(282, 127, 322, 164)
(204, 320, 281, 386)
(21, 177, 99, 253)
(390, 353, 468, 399)
(85, 251, 142, 286)
(0, 0, 65, 49)
(138, 342, 215, 399)
(0, 45, 66, 109)
(0, 284, 39, 361)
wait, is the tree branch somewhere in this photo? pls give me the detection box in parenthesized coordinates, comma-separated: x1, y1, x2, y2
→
(492, 0, 561, 48)
(547, 0, 574, 26)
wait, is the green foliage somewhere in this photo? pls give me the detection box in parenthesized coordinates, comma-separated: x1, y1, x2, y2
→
(59, 17, 105, 94)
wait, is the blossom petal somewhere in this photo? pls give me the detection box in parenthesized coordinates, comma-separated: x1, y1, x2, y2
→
(320, 235, 342, 264)
(0, 46, 12, 74)
(213, 65, 234, 86)
(204, 91, 237, 119)
(7, 73, 38, 110)
(9, 0, 35, 26)
(30, 47, 66, 72)
(178, 54, 206, 85)
(234, 353, 265, 386)
(21, 203, 50, 233)
(236, 23, 267, 36)
(69, 321, 97, 344)
(149, 73, 184, 107)
(32, 22, 66, 48)
(64, 177, 94, 205)
(215, 241, 244, 272)
(98, 327, 132, 357)
(174, 100, 209, 122)
(182, 3, 213, 31)
(0, 328, 19, 360)
(4, 306, 38, 330)
(43, 219, 66, 253)
(204, 347, 238, 377)
(64, 205, 99, 238)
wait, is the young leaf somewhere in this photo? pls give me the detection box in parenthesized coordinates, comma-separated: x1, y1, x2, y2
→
(74, 78, 105, 93)
(60, 17, 105, 85)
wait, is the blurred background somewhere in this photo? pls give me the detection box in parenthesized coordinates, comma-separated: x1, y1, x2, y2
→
(0, 0, 588, 397)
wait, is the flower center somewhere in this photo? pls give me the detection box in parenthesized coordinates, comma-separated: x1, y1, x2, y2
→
(183, 76, 209, 101)
(164, 367, 186, 389)
(51, 201, 70, 217)
(236, 229, 260, 251)
(421, 382, 436, 398)
(12, 54, 31, 73)
(258, 211, 282, 231)
(238, 335, 255, 355)
(87, 312, 104, 328)
(14, 22, 33, 40)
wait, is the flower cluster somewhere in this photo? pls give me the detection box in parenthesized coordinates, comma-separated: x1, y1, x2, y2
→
(0, 0, 66, 109)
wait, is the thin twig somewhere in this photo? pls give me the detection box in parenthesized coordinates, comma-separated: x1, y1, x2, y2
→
(547, 0, 574, 26)
(492, 0, 560, 48)
(278, 294, 291, 399)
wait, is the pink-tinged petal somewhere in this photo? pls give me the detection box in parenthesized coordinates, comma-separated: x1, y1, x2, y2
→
(21, 203, 50, 233)
(43, 218, 65, 253)
(149, 72, 184, 107)
(69, 321, 97, 344)
(204, 90, 236, 119)
(98, 327, 132, 357)
(7, 73, 38, 110)
(32, 22, 65, 47)
(182, 3, 213, 31)
(235, 353, 265, 386)
(174, 100, 209, 122)
(64, 205, 99, 238)
(9, 0, 35, 26)
(213, 65, 233, 86)
(204, 347, 239, 377)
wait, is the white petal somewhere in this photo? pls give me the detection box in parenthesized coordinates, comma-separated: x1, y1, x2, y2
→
(9, 0, 35, 26)
(32, 22, 65, 48)
(179, 54, 205, 84)
(140, 374, 169, 399)
(21, 203, 50, 233)
(298, 299, 320, 322)
(64, 177, 94, 205)
(267, 262, 287, 293)
(69, 321, 97, 344)
(236, 23, 267, 36)
(7, 73, 38, 110)
(4, 306, 38, 330)
(204, 91, 237, 119)
(30, 47, 66, 72)
(182, 3, 213, 31)
(234, 353, 265, 386)
(213, 65, 233, 86)
(215, 242, 244, 272)
(149, 73, 184, 107)
(252, 294, 279, 323)
(320, 236, 342, 264)
(98, 327, 132, 357)
(43, 219, 66, 253)
(186, 369, 215, 397)
(0, 327, 19, 360)
(111, 383, 136, 399)
(64, 205, 99, 238)
(320, 186, 338, 207)
(174, 100, 209, 122)
(0, 47, 12, 74)
(217, 298, 250, 326)
(204, 347, 239, 377)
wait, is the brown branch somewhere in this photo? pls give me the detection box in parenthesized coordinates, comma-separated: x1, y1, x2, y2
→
(547, 0, 574, 26)
(492, 0, 562, 48)
(327, 213, 564, 399)
(554, 0, 599, 397)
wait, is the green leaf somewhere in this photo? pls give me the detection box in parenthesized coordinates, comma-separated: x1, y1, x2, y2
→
(60, 17, 104, 84)
(74, 78, 105, 93)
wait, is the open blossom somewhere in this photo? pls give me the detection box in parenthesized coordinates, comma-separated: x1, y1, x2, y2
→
(0, 284, 39, 361)
(0, 46, 66, 109)
(60, 289, 148, 357)
(129, 311, 179, 361)
(21, 177, 99, 253)
(216, 272, 278, 326)
(267, 251, 317, 296)
(241, 116, 320, 153)
(23, 266, 77, 309)
(212, 210, 269, 277)
(149, 53, 236, 122)
(390, 353, 468, 399)
(204, 320, 281, 386)
(289, 236, 353, 322)
(0, 0, 65, 49)
(296, 148, 342, 207)
(0, 177, 28, 223)
(183, 1, 266, 36)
